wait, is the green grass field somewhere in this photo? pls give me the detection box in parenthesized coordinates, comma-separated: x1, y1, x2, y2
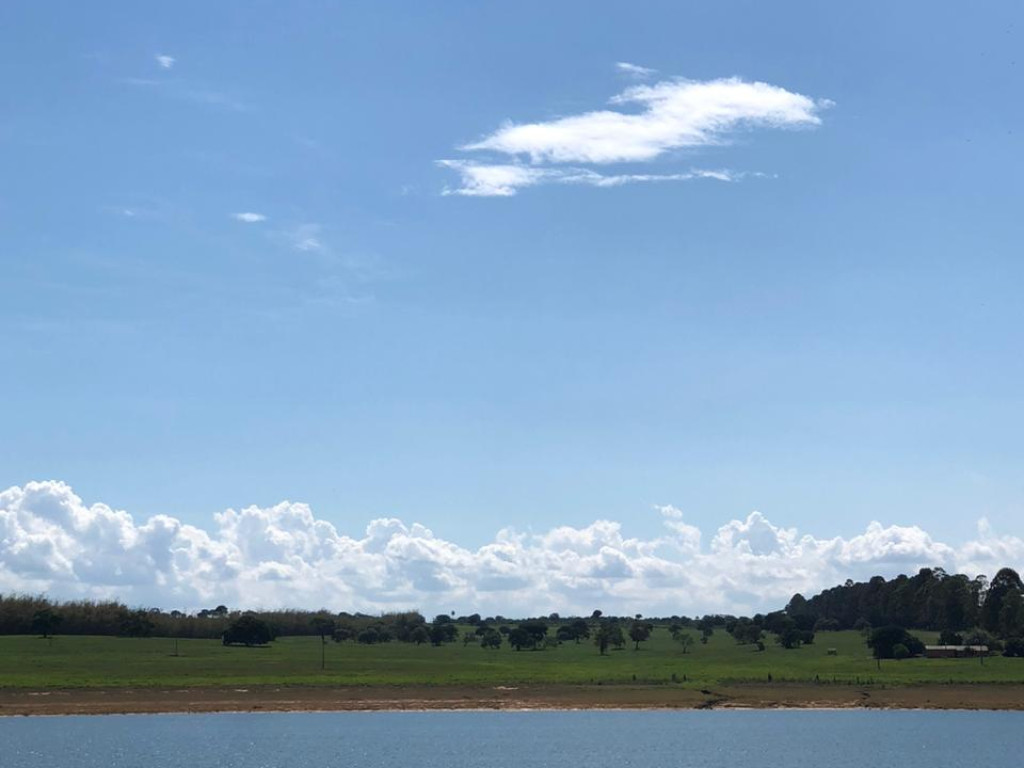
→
(1, 629, 1022, 689)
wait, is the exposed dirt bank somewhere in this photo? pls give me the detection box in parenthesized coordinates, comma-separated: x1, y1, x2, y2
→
(2, 683, 1023, 716)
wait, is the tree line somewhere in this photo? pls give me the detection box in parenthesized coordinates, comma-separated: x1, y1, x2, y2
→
(787, 566, 1024, 658)
(6, 564, 1024, 658)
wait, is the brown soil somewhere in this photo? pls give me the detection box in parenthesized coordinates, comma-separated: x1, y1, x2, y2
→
(2, 683, 1023, 716)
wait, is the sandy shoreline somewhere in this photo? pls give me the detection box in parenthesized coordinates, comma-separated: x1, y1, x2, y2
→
(2, 683, 1023, 716)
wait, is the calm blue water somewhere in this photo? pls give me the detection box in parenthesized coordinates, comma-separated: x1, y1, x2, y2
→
(1, 711, 1020, 767)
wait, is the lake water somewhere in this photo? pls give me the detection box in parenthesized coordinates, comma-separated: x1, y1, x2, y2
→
(1, 710, 1020, 767)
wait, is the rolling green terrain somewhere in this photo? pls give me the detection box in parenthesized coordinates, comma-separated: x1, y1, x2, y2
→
(2, 629, 1023, 690)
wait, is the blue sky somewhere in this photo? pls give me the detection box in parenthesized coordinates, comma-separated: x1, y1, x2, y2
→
(1, 2, 1022, 613)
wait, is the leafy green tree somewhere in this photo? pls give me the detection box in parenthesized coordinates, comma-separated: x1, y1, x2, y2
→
(674, 631, 695, 653)
(387, 611, 427, 642)
(892, 643, 910, 660)
(867, 625, 924, 659)
(32, 608, 62, 639)
(410, 625, 431, 645)
(222, 614, 274, 647)
(594, 622, 625, 654)
(508, 627, 533, 651)
(555, 625, 576, 643)
(629, 620, 653, 650)
(521, 620, 548, 644)
(357, 628, 382, 644)
(695, 617, 716, 644)
(981, 568, 1023, 633)
(610, 624, 626, 650)
(998, 589, 1024, 639)
(480, 629, 502, 650)
(730, 620, 764, 645)
(429, 621, 458, 646)
(776, 626, 805, 649)
(310, 615, 336, 642)
(570, 618, 590, 643)
(332, 624, 355, 643)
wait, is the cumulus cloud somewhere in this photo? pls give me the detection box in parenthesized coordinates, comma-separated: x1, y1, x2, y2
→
(3, 481, 1021, 617)
(232, 212, 266, 223)
(466, 77, 826, 164)
(155, 54, 176, 70)
(440, 74, 829, 196)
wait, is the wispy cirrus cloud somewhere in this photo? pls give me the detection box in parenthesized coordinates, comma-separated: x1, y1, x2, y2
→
(290, 223, 324, 252)
(439, 161, 737, 197)
(615, 61, 657, 79)
(232, 212, 267, 223)
(120, 63, 250, 112)
(440, 73, 831, 196)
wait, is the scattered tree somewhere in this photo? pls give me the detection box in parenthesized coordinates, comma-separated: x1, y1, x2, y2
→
(594, 622, 625, 655)
(429, 619, 459, 646)
(410, 625, 431, 645)
(629, 620, 653, 650)
(32, 608, 62, 639)
(674, 632, 695, 653)
(508, 627, 533, 651)
(310, 615, 336, 643)
(480, 629, 502, 650)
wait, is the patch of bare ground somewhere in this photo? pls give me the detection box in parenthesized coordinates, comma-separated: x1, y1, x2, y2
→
(1, 683, 1023, 716)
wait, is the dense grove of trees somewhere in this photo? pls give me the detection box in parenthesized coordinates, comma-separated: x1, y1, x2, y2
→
(4, 565, 1024, 659)
(792, 567, 1024, 642)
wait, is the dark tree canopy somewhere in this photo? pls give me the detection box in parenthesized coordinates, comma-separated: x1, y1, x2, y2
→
(594, 621, 625, 655)
(982, 568, 1024, 635)
(479, 629, 502, 650)
(794, 568, 991, 634)
(310, 615, 336, 641)
(31, 608, 62, 639)
(867, 625, 925, 659)
(629, 620, 653, 650)
(222, 614, 274, 647)
(428, 620, 459, 646)
(120, 609, 155, 638)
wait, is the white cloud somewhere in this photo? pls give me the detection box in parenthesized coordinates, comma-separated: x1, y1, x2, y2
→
(2, 480, 1021, 617)
(295, 237, 323, 252)
(286, 223, 325, 252)
(232, 212, 266, 223)
(155, 55, 176, 70)
(615, 62, 657, 78)
(465, 77, 826, 165)
(438, 160, 735, 197)
(441, 74, 830, 196)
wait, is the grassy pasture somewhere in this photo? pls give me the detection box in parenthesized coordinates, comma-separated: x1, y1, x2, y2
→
(1, 629, 1022, 689)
